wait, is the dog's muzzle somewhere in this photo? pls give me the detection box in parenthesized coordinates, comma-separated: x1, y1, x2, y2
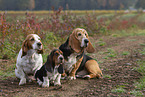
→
(59, 56, 64, 63)
(84, 39, 89, 44)
(81, 38, 89, 47)
(37, 42, 42, 49)
(37, 42, 42, 47)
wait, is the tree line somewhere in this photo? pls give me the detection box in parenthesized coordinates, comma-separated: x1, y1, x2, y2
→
(0, 0, 144, 10)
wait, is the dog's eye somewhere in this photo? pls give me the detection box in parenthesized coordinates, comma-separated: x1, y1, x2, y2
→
(85, 33, 87, 36)
(55, 53, 59, 56)
(31, 38, 34, 41)
(78, 33, 81, 36)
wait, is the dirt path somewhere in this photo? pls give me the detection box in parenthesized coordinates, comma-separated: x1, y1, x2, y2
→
(0, 35, 145, 97)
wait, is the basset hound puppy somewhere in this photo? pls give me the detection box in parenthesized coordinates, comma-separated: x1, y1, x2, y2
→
(59, 28, 103, 80)
(15, 34, 43, 85)
(35, 49, 64, 87)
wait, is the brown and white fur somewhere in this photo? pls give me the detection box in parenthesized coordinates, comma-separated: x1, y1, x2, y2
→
(15, 34, 43, 85)
(35, 49, 64, 87)
(59, 28, 103, 80)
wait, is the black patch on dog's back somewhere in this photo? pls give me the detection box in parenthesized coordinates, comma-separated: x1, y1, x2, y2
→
(77, 54, 93, 72)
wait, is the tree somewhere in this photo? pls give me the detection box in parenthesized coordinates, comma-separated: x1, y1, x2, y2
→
(35, 0, 51, 10)
(0, 0, 139, 10)
(135, 0, 145, 9)
(29, 0, 35, 10)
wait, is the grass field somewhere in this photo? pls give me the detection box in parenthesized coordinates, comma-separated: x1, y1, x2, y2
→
(0, 10, 145, 96)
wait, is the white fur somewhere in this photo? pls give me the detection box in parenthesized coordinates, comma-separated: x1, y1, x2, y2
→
(31, 34, 42, 50)
(15, 34, 43, 85)
(37, 78, 43, 86)
(58, 55, 64, 63)
(81, 38, 88, 47)
(64, 53, 77, 73)
(67, 76, 76, 80)
(42, 77, 50, 87)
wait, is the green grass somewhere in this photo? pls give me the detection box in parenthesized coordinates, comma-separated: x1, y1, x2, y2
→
(107, 53, 117, 57)
(98, 61, 104, 64)
(106, 48, 117, 58)
(136, 59, 145, 76)
(103, 56, 108, 59)
(138, 14, 145, 22)
(103, 74, 111, 79)
(130, 90, 143, 96)
(111, 29, 145, 37)
(97, 13, 115, 20)
(134, 77, 145, 90)
(139, 48, 145, 55)
(0, 62, 16, 80)
(121, 51, 130, 56)
(100, 48, 117, 60)
(140, 43, 145, 46)
(111, 87, 126, 93)
(120, 13, 137, 20)
(97, 41, 106, 46)
(129, 59, 145, 96)
(127, 39, 137, 42)
(0, 71, 15, 80)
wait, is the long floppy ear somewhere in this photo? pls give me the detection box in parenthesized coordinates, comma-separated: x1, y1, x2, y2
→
(58, 64, 64, 74)
(45, 55, 53, 73)
(69, 32, 81, 53)
(86, 39, 95, 53)
(21, 39, 32, 57)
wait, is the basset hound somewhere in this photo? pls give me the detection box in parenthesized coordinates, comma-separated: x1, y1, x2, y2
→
(59, 28, 103, 80)
(15, 34, 43, 85)
(35, 49, 64, 87)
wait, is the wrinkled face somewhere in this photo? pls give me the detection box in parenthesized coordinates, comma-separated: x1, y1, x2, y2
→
(76, 29, 89, 48)
(53, 50, 64, 65)
(27, 34, 43, 50)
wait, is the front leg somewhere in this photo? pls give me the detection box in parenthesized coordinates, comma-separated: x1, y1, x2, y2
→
(54, 74, 61, 86)
(15, 67, 27, 85)
(68, 57, 83, 80)
(42, 77, 49, 87)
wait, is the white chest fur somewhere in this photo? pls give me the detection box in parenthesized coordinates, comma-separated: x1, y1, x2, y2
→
(47, 66, 60, 81)
(17, 49, 42, 74)
(64, 53, 78, 73)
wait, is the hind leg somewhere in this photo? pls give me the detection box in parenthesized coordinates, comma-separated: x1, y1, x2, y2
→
(83, 60, 103, 79)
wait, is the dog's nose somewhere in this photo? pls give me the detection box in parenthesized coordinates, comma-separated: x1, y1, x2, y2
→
(84, 39, 89, 43)
(59, 57, 63, 60)
(37, 42, 42, 46)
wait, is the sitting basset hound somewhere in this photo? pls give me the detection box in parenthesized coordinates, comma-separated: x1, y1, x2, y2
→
(59, 28, 103, 80)
(15, 34, 43, 85)
(35, 49, 64, 87)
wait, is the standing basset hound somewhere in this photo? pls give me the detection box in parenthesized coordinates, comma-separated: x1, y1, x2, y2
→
(59, 28, 103, 80)
(15, 34, 43, 85)
(35, 49, 64, 87)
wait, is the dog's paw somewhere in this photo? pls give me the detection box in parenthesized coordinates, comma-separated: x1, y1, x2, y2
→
(37, 79, 43, 86)
(82, 75, 90, 79)
(19, 78, 26, 85)
(67, 76, 76, 80)
(27, 79, 32, 83)
(42, 83, 49, 88)
(54, 82, 61, 86)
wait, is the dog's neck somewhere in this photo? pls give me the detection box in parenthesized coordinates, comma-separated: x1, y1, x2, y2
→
(69, 45, 84, 55)
(27, 49, 37, 56)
